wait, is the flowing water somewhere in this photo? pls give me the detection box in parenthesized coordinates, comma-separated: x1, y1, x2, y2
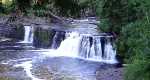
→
(19, 26, 34, 43)
(0, 21, 119, 80)
(45, 32, 117, 63)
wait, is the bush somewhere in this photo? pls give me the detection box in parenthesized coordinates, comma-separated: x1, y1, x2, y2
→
(117, 17, 150, 62)
(96, 1, 150, 80)
(125, 55, 150, 80)
(97, 0, 150, 34)
(118, 18, 150, 80)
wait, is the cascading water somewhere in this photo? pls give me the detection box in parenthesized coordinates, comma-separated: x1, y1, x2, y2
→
(43, 31, 117, 64)
(20, 26, 34, 43)
(56, 32, 81, 57)
(51, 31, 65, 49)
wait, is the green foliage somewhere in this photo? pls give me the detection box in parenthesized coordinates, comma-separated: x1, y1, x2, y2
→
(15, 0, 31, 13)
(98, 0, 150, 34)
(123, 12, 150, 80)
(53, 0, 80, 17)
(96, 0, 150, 60)
(0, 0, 31, 14)
(0, 4, 5, 13)
(31, 4, 47, 17)
(118, 17, 150, 80)
(50, 0, 98, 17)
(117, 17, 150, 61)
(125, 54, 150, 80)
(96, 0, 150, 80)
(1, 0, 96, 17)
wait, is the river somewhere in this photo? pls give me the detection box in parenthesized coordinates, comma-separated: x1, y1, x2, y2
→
(0, 18, 122, 80)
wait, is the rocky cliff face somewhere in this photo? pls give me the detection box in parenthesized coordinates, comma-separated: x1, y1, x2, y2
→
(33, 27, 56, 48)
(0, 23, 24, 40)
(0, 16, 101, 48)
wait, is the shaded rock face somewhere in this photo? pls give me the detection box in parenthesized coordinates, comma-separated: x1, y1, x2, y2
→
(33, 27, 55, 48)
(0, 23, 24, 40)
(0, 24, 11, 37)
(7, 24, 24, 40)
(33, 27, 66, 48)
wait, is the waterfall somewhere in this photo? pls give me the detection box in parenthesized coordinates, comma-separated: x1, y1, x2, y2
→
(51, 31, 65, 49)
(43, 31, 117, 64)
(56, 32, 81, 57)
(20, 26, 34, 43)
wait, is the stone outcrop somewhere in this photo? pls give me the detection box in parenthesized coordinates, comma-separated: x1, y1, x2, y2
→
(33, 27, 55, 48)
(0, 23, 24, 40)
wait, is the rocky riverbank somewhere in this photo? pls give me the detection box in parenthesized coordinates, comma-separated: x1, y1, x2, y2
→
(96, 67, 123, 80)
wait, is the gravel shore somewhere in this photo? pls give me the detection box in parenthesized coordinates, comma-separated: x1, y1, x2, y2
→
(96, 67, 124, 80)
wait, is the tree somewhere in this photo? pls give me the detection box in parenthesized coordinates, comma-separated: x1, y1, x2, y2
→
(96, 0, 150, 79)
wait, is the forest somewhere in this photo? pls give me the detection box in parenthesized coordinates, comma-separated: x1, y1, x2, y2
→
(0, 0, 150, 80)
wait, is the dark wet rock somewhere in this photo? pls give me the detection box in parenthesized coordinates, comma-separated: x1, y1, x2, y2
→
(7, 24, 24, 40)
(0, 24, 13, 37)
(0, 23, 24, 40)
(33, 27, 56, 48)
(0, 16, 9, 24)
(116, 55, 123, 67)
